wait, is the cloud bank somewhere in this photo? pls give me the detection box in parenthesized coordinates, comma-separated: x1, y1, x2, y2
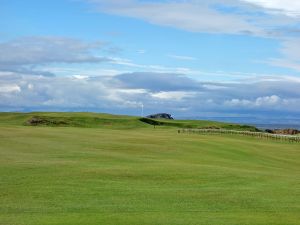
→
(0, 37, 111, 76)
(1, 71, 300, 122)
(87, 0, 300, 36)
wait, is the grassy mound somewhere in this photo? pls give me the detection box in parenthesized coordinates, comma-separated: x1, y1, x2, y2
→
(0, 112, 258, 131)
(140, 117, 259, 131)
(0, 112, 148, 129)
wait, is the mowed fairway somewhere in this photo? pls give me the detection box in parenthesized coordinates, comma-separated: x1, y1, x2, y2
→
(0, 123, 300, 224)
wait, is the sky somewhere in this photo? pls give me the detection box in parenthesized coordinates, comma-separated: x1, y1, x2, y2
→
(1, 0, 300, 123)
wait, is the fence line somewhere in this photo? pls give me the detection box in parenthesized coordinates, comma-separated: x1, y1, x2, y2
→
(178, 129, 300, 143)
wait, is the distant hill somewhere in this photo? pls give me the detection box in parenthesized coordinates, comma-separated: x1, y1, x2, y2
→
(0, 112, 259, 131)
(146, 113, 174, 120)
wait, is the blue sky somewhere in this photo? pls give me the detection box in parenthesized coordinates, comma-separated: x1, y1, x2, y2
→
(1, 0, 300, 123)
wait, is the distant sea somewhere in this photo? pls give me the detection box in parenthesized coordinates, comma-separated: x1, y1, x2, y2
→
(177, 116, 300, 130)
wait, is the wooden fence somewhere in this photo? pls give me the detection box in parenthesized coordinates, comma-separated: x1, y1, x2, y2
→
(178, 129, 300, 143)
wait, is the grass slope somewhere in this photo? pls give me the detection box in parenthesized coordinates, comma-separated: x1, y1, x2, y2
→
(0, 112, 148, 129)
(0, 113, 299, 225)
(0, 112, 258, 131)
(139, 117, 259, 131)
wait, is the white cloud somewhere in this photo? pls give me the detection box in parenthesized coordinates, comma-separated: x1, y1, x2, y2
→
(203, 84, 227, 90)
(117, 89, 147, 94)
(44, 66, 125, 77)
(111, 57, 200, 75)
(255, 95, 281, 106)
(72, 75, 90, 80)
(27, 84, 34, 90)
(167, 54, 197, 61)
(225, 95, 281, 107)
(88, 0, 264, 35)
(0, 36, 114, 77)
(0, 84, 21, 93)
(225, 98, 252, 107)
(87, 0, 300, 36)
(269, 58, 300, 72)
(267, 38, 300, 72)
(137, 49, 146, 54)
(151, 91, 195, 101)
(0, 36, 109, 66)
(241, 0, 300, 17)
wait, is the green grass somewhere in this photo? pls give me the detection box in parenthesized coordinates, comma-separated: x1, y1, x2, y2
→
(0, 113, 299, 225)
(139, 117, 259, 131)
(0, 112, 259, 131)
(0, 112, 148, 129)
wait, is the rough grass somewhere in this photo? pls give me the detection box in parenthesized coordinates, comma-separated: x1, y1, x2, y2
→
(0, 113, 299, 225)
(139, 117, 259, 131)
(0, 112, 148, 129)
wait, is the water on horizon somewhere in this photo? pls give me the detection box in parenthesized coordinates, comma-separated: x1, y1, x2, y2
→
(177, 116, 300, 130)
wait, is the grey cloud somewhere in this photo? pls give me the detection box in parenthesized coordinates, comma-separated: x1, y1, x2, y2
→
(280, 38, 300, 61)
(86, 0, 300, 37)
(0, 74, 114, 111)
(1, 72, 300, 123)
(0, 36, 113, 77)
(114, 72, 202, 91)
(266, 38, 300, 72)
(0, 36, 110, 66)
(0, 65, 55, 77)
(87, 0, 262, 35)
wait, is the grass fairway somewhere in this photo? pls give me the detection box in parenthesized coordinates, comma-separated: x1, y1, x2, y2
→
(0, 114, 299, 225)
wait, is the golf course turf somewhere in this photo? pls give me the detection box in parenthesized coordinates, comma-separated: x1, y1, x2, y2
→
(0, 113, 299, 225)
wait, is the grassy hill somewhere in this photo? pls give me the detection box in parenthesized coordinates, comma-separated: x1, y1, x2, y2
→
(0, 112, 259, 131)
(0, 112, 299, 225)
(0, 112, 147, 129)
